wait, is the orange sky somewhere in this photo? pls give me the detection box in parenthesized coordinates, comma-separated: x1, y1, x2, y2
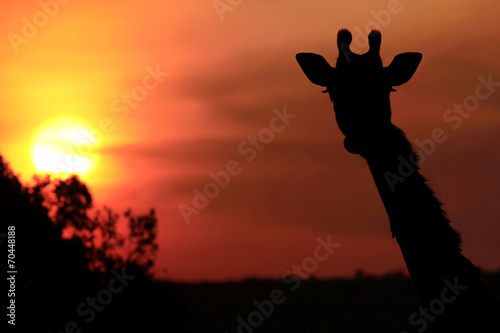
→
(1, 0, 499, 282)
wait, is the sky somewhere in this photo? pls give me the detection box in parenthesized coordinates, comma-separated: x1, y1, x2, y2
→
(0, 0, 499, 282)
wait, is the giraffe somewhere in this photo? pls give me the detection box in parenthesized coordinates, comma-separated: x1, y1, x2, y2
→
(296, 29, 498, 332)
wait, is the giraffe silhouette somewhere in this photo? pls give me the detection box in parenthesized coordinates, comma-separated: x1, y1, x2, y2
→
(297, 29, 499, 332)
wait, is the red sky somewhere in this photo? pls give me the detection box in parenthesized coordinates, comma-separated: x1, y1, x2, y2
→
(1, 0, 499, 282)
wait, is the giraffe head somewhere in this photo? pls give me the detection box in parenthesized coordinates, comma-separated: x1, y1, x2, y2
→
(296, 29, 421, 155)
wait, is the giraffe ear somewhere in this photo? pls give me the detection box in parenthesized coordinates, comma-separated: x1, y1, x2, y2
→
(296, 53, 335, 87)
(386, 52, 422, 86)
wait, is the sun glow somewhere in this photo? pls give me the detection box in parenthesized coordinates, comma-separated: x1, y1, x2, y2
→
(31, 117, 101, 179)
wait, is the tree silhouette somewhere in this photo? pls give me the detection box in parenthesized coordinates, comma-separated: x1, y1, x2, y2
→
(0, 154, 189, 332)
(29, 173, 158, 277)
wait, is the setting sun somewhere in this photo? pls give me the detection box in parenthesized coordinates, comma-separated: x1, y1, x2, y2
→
(31, 116, 101, 179)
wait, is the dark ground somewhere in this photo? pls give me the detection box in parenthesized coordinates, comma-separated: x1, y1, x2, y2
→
(163, 271, 500, 333)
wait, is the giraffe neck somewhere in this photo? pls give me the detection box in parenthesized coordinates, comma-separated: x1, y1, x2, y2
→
(361, 124, 479, 304)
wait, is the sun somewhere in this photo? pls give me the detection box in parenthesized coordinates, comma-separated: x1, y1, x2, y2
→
(31, 116, 101, 179)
